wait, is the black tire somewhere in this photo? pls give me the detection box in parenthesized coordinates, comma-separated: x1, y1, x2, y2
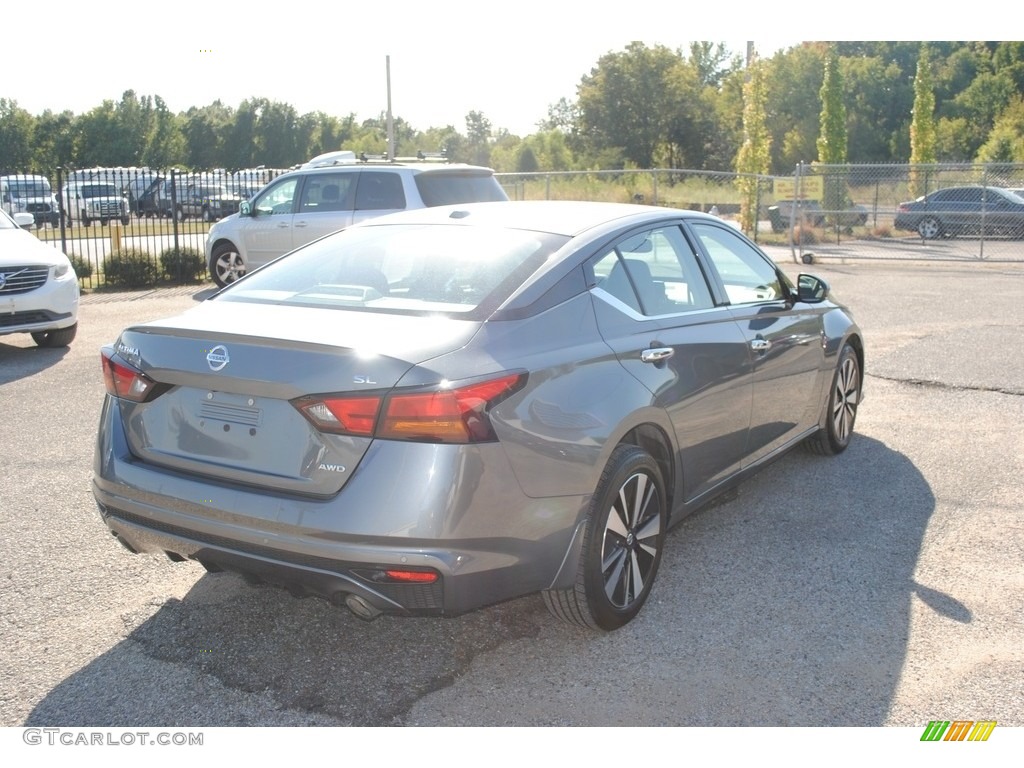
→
(121, 216, 131, 226)
(31, 323, 77, 348)
(175, 206, 186, 222)
(917, 216, 942, 239)
(203, 206, 215, 222)
(210, 242, 245, 288)
(81, 214, 91, 227)
(806, 343, 860, 456)
(543, 444, 667, 631)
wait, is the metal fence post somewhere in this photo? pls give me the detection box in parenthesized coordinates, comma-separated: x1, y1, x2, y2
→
(171, 168, 180, 256)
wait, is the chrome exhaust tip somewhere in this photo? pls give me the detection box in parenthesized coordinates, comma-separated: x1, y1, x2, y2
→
(344, 593, 383, 621)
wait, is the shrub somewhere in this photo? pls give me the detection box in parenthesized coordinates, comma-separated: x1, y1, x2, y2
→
(67, 253, 93, 280)
(159, 246, 206, 282)
(102, 248, 158, 288)
(791, 225, 819, 246)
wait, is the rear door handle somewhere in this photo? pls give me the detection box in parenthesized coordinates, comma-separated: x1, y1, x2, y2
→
(641, 347, 674, 364)
(750, 338, 772, 353)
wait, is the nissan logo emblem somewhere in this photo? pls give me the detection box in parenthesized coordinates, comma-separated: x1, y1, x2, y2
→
(206, 344, 230, 372)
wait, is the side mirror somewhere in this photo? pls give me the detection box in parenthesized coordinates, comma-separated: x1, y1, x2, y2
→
(797, 273, 830, 303)
(239, 201, 252, 217)
(13, 212, 35, 229)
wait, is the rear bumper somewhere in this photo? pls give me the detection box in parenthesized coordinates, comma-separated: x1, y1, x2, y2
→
(93, 395, 587, 616)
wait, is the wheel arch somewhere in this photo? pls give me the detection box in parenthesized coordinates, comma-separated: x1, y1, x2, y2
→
(546, 419, 678, 594)
(620, 422, 677, 516)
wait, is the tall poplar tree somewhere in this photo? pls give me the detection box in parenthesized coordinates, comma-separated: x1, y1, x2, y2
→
(817, 46, 848, 221)
(735, 56, 771, 234)
(910, 44, 937, 196)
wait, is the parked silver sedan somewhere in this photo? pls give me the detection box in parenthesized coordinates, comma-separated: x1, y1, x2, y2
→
(93, 201, 863, 631)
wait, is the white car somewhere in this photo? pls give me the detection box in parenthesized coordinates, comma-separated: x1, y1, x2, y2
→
(204, 156, 508, 287)
(0, 210, 79, 347)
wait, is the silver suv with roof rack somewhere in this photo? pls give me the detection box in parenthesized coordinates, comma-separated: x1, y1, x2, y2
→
(204, 152, 508, 287)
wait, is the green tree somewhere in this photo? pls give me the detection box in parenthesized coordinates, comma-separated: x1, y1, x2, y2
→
(255, 101, 301, 167)
(32, 109, 77, 169)
(816, 47, 849, 223)
(224, 98, 266, 169)
(464, 110, 493, 166)
(764, 44, 825, 172)
(910, 45, 937, 196)
(183, 101, 233, 169)
(735, 60, 771, 234)
(75, 101, 121, 167)
(143, 97, 185, 168)
(575, 42, 683, 168)
(817, 47, 848, 164)
(0, 99, 35, 170)
(976, 96, 1024, 163)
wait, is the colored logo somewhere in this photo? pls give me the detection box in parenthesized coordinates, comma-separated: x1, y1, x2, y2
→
(920, 720, 997, 741)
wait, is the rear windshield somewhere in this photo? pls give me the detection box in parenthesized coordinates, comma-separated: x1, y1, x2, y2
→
(218, 223, 566, 317)
(415, 172, 508, 207)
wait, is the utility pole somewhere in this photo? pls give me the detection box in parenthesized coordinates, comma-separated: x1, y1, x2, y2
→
(386, 55, 395, 159)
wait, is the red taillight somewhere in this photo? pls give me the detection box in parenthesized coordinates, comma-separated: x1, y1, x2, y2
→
(378, 374, 524, 443)
(100, 348, 158, 402)
(294, 395, 382, 437)
(294, 373, 525, 444)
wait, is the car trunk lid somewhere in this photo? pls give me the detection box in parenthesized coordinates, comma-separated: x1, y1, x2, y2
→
(113, 301, 480, 496)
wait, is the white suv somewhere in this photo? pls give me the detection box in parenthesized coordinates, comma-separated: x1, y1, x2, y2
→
(204, 155, 508, 287)
(0, 210, 79, 347)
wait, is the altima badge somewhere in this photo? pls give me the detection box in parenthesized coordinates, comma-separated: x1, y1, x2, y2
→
(206, 344, 230, 372)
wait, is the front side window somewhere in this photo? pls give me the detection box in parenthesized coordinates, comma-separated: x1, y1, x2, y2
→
(299, 173, 356, 212)
(690, 222, 785, 305)
(254, 177, 299, 215)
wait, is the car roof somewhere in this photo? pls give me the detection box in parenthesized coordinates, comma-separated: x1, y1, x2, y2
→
(275, 162, 496, 181)
(354, 200, 716, 238)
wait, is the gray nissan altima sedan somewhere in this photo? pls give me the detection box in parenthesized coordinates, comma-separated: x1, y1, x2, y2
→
(93, 201, 864, 631)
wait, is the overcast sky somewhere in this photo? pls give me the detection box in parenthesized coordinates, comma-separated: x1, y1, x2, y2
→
(6, 2, 986, 137)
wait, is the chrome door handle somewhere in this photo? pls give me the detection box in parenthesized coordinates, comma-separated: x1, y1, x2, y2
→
(277, 222, 290, 228)
(641, 347, 674, 363)
(750, 338, 771, 353)
(294, 221, 307, 228)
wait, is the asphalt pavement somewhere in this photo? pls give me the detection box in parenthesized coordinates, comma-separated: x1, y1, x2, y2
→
(1, 255, 1021, 731)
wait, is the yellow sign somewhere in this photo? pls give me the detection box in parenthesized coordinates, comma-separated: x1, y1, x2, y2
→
(773, 176, 824, 200)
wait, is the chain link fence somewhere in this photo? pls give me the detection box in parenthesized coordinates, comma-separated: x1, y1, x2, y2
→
(497, 162, 1024, 263)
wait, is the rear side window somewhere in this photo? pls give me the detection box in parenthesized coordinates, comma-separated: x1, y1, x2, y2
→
(355, 172, 406, 210)
(415, 173, 508, 206)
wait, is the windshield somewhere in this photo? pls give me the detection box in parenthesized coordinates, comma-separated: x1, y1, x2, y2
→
(8, 180, 52, 197)
(197, 185, 228, 196)
(82, 184, 119, 198)
(218, 223, 566, 317)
